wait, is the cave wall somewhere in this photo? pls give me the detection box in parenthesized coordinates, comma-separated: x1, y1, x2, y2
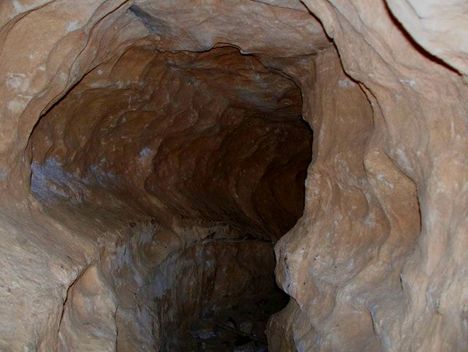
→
(0, 1, 466, 351)
(273, 1, 467, 351)
(270, 46, 420, 351)
(30, 45, 311, 239)
(53, 220, 277, 351)
(23, 27, 312, 352)
(270, 1, 467, 350)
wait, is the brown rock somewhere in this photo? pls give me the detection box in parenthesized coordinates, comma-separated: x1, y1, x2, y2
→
(0, 1, 466, 351)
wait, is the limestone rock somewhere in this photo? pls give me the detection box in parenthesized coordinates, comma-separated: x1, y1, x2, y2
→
(0, 1, 466, 351)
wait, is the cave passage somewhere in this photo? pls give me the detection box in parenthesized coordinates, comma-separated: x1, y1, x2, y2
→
(2, 1, 466, 351)
(29, 45, 312, 351)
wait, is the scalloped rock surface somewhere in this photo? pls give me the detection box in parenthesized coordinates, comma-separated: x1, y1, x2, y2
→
(0, 1, 466, 352)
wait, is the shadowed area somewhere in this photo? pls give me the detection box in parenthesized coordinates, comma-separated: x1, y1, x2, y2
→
(29, 45, 312, 351)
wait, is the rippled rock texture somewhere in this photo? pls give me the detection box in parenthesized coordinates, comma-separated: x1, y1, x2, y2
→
(27, 45, 311, 351)
(0, 0, 467, 351)
(30, 46, 311, 239)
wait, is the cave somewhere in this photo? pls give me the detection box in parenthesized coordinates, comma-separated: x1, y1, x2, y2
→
(0, 1, 466, 352)
(29, 43, 313, 351)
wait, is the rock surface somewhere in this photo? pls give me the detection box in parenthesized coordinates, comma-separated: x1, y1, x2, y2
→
(30, 46, 312, 240)
(0, 0, 466, 351)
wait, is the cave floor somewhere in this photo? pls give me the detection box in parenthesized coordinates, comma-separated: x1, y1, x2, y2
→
(190, 289, 288, 352)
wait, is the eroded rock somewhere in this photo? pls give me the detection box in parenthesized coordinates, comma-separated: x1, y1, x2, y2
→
(0, 1, 466, 351)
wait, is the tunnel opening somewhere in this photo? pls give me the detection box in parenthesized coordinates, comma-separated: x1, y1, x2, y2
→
(1, 1, 464, 351)
(28, 45, 312, 351)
